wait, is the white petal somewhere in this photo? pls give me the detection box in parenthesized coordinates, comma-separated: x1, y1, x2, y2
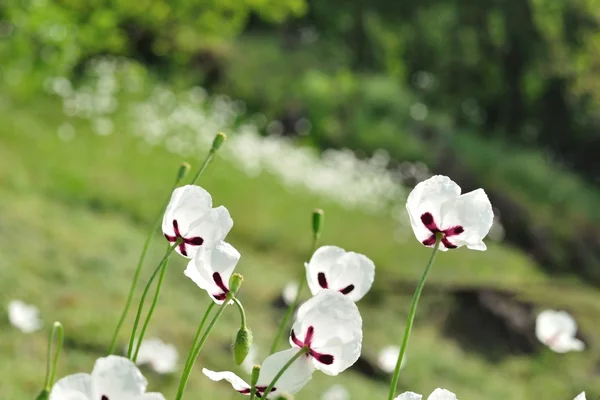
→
(50, 373, 93, 400)
(377, 346, 406, 373)
(202, 368, 250, 392)
(137, 394, 166, 400)
(162, 185, 212, 239)
(394, 392, 423, 400)
(291, 290, 362, 375)
(8, 300, 42, 333)
(321, 384, 350, 400)
(184, 241, 240, 304)
(574, 392, 586, 400)
(306, 246, 375, 302)
(257, 348, 315, 398)
(282, 282, 299, 306)
(535, 310, 583, 352)
(406, 175, 461, 245)
(187, 206, 233, 247)
(136, 338, 178, 374)
(91, 356, 147, 399)
(428, 388, 457, 400)
(549, 336, 585, 353)
(439, 189, 494, 250)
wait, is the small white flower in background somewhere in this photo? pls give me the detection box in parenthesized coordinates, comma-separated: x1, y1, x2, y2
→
(50, 355, 165, 400)
(8, 300, 41, 333)
(282, 281, 299, 306)
(535, 310, 585, 353)
(162, 185, 233, 258)
(290, 290, 363, 376)
(321, 384, 350, 400)
(377, 346, 406, 373)
(305, 246, 375, 302)
(184, 241, 240, 304)
(394, 388, 457, 400)
(574, 392, 586, 400)
(406, 175, 493, 251)
(203, 348, 314, 399)
(135, 338, 178, 374)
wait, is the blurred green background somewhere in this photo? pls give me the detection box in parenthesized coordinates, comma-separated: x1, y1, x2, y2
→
(1, 0, 600, 398)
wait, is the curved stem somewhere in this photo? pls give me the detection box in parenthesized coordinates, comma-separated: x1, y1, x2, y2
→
(232, 297, 247, 328)
(132, 247, 171, 362)
(127, 240, 180, 359)
(262, 347, 309, 398)
(176, 296, 231, 400)
(387, 238, 441, 400)
(269, 235, 318, 354)
(43, 321, 64, 390)
(108, 173, 182, 354)
(183, 302, 216, 372)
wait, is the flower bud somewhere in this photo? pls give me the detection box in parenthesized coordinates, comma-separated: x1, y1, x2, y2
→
(233, 327, 253, 365)
(211, 132, 227, 151)
(312, 209, 324, 239)
(229, 273, 244, 295)
(176, 162, 191, 182)
(35, 390, 49, 400)
(250, 365, 260, 388)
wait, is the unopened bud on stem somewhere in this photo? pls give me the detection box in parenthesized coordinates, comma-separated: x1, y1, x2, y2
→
(312, 209, 324, 240)
(176, 162, 191, 182)
(234, 327, 253, 365)
(211, 132, 227, 152)
(229, 273, 244, 295)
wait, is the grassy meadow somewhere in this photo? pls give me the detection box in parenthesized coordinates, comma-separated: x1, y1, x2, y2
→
(0, 85, 599, 400)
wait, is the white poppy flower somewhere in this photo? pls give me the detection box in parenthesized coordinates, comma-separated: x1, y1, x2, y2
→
(162, 185, 233, 258)
(135, 338, 178, 374)
(203, 348, 314, 398)
(184, 241, 240, 304)
(305, 246, 375, 302)
(289, 290, 363, 376)
(394, 388, 457, 400)
(321, 384, 350, 400)
(574, 392, 586, 400)
(8, 300, 41, 333)
(406, 175, 493, 251)
(377, 346, 406, 373)
(50, 355, 165, 400)
(535, 310, 585, 353)
(282, 281, 299, 306)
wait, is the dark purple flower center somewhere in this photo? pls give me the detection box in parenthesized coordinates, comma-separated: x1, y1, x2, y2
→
(291, 326, 335, 365)
(164, 219, 204, 256)
(212, 272, 230, 301)
(238, 385, 274, 398)
(317, 272, 355, 295)
(101, 396, 109, 400)
(420, 212, 464, 249)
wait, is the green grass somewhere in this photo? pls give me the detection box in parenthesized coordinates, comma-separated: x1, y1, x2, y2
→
(0, 90, 599, 400)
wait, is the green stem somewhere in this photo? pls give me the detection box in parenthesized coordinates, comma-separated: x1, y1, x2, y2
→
(232, 297, 247, 328)
(269, 236, 318, 354)
(183, 302, 216, 372)
(249, 365, 260, 400)
(176, 296, 231, 400)
(127, 240, 180, 359)
(43, 321, 64, 390)
(132, 247, 171, 362)
(387, 238, 441, 400)
(190, 151, 215, 185)
(262, 347, 309, 398)
(108, 171, 183, 354)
